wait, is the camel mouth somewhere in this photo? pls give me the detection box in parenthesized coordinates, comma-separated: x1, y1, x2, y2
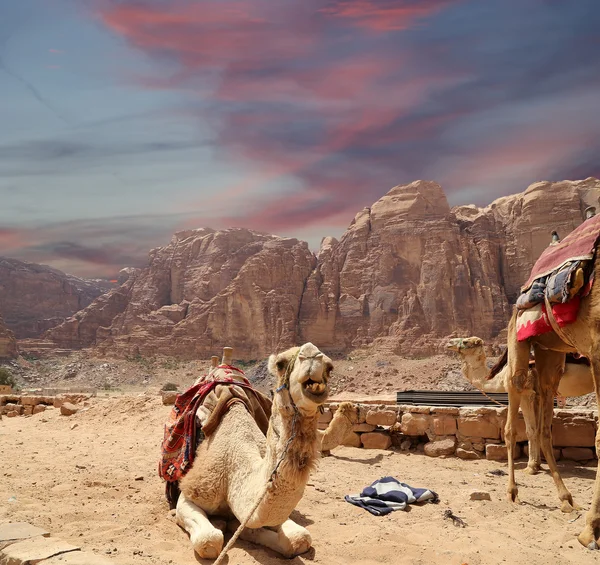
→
(301, 378, 328, 401)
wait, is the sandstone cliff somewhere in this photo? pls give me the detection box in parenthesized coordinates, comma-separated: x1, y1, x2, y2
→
(46, 178, 600, 359)
(0, 314, 17, 359)
(0, 258, 114, 338)
(48, 229, 316, 359)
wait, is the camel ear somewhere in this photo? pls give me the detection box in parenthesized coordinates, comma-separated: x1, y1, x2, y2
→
(473, 337, 483, 346)
(268, 353, 289, 377)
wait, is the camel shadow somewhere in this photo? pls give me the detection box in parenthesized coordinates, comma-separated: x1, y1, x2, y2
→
(331, 453, 385, 465)
(198, 538, 316, 564)
(290, 509, 315, 527)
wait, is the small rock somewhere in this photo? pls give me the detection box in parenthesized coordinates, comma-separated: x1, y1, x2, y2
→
(61, 402, 79, 416)
(469, 490, 491, 501)
(70, 423, 79, 430)
(135, 475, 144, 481)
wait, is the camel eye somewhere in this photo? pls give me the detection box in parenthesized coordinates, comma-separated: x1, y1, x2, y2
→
(276, 360, 287, 372)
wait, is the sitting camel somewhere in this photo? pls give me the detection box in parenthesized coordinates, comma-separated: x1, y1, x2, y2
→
(446, 336, 593, 474)
(176, 342, 357, 559)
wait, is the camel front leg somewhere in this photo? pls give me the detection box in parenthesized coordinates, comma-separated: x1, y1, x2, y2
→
(229, 518, 312, 558)
(520, 388, 541, 475)
(317, 402, 359, 452)
(176, 493, 224, 559)
(578, 350, 600, 549)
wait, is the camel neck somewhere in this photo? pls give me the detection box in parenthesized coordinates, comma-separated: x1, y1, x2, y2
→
(461, 350, 488, 390)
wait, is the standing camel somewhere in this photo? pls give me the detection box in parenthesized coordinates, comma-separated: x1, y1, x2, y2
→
(446, 336, 593, 474)
(175, 342, 357, 559)
(505, 257, 600, 548)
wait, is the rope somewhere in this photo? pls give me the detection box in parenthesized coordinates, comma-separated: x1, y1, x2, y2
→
(213, 353, 300, 565)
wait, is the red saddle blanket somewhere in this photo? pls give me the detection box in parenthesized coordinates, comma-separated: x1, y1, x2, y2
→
(158, 366, 271, 485)
(522, 214, 600, 292)
(516, 297, 580, 341)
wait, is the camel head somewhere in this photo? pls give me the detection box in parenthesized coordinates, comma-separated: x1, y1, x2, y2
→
(446, 336, 484, 354)
(268, 342, 332, 414)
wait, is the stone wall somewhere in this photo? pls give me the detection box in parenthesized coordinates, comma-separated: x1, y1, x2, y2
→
(0, 393, 90, 418)
(321, 403, 598, 463)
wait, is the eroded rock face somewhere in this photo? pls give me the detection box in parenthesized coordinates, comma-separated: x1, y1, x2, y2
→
(0, 258, 113, 338)
(0, 314, 17, 359)
(44, 177, 600, 359)
(50, 229, 316, 359)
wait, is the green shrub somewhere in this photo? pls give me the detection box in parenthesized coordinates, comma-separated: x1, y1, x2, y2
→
(0, 367, 17, 388)
(161, 382, 178, 392)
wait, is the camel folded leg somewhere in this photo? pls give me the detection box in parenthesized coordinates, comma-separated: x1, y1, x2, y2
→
(176, 493, 224, 559)
(228, 518, 312, 558)
(578, 350, 600, 549)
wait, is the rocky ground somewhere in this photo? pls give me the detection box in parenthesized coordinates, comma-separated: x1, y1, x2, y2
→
(3, 348, 594, 407)
(1, 394, 598, 565)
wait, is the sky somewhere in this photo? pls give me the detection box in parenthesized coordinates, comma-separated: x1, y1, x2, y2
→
(0, 0, 599, 279)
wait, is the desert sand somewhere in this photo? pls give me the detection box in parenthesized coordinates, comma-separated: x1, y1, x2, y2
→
(0, 394, 597, 565)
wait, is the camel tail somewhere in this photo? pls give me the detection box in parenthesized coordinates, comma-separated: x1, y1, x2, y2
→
(487, 348, 508, 380)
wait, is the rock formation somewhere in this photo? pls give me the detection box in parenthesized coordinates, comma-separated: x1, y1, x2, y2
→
(49, 229, 316, 359)
(0, 314, 17, 359)
(0, 258, 114, 338)
(45, 178, 600, 359)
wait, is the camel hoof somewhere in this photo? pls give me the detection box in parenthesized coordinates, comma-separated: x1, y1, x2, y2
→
(560, 500, 575, 514)
(524, 465, 540, 476)
(506, 489, 520, 504)
(577, 528, 597, 549)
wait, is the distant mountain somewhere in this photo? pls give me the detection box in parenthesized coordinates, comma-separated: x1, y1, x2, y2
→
(0, 257, 115, 338)
(46, 177, 600, 359)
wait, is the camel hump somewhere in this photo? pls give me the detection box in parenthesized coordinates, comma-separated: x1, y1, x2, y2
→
(487, 348, 508, 380)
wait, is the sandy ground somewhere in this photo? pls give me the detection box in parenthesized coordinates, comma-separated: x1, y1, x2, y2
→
(1, 395, 598, 565)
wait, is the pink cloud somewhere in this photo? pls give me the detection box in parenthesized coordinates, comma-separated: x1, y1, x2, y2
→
(320, 0, 457, 32)
(49, 48, 64, 54)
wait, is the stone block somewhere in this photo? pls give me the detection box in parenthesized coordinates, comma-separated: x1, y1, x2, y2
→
(353, 423, 376, 433)
(552, 417, 595, 447)
(7, 411, 19, 418)
(22, 406, 33, 416)
(33, 405, 46, 415)
(0, 523, 50, 543)
(562, 447, 595, 461)
(457, 415, 500, 439)
(20, 396, 41, 407)
(5, 404, 22, 415)
(400, 413, 430, 436)
(432, 416, 457, 436)
(424, 437, 456, 457)
(456, 447, 483, 460)
(366, 410, 397, 427)
(161, 391, 178, 406)
(341, 432, 362, 448)
(0, 536, 79, 564)
(361, 432, 392, 450)
(60, 403, 79, 416)
(486, 444, 509, 461)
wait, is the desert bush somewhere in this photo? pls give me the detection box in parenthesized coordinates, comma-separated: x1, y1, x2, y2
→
(161, 382, 178, 392)
(0, 367, 17, 388)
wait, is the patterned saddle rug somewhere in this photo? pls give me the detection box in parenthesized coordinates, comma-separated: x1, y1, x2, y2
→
(159, 365, 272, 508)
(516, 213, 600, 341)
